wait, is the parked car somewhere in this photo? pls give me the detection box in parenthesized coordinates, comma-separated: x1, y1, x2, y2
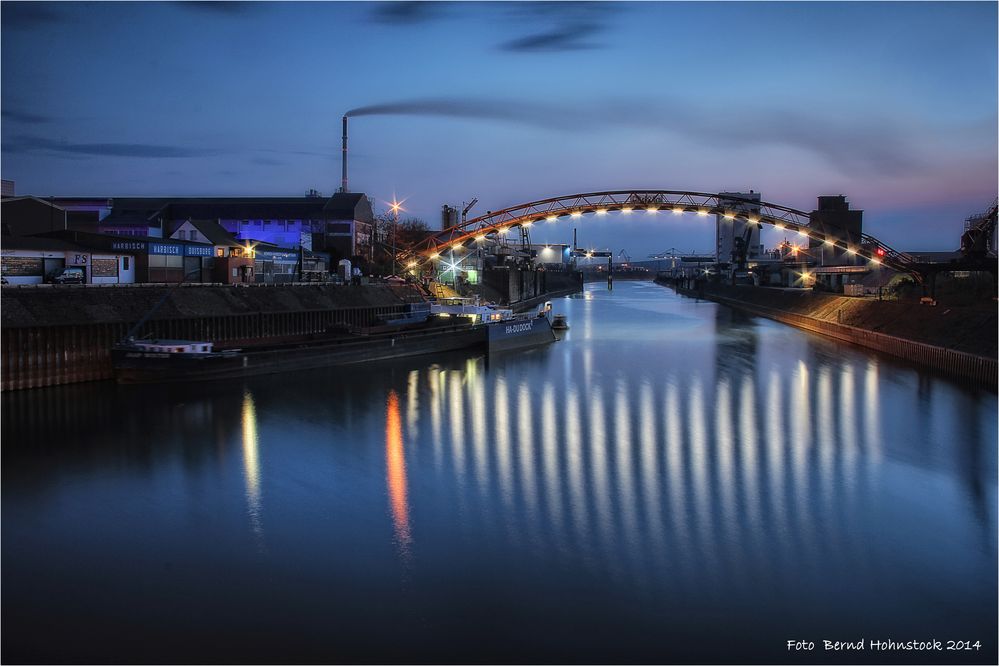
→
(44, 267, 85, 284)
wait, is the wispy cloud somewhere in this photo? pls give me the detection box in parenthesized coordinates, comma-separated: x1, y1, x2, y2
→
(367, 1, 619, 53)
(499, 23, 602, 52)
(1, 109, 53, 124)
(5, 135, 218, 158)
(369, 1, 445, 25)
(171, 1, 255, 15)
(0, 2, 67, 29)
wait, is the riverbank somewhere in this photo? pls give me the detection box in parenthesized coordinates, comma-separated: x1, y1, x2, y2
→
(660, 279, 997, 387)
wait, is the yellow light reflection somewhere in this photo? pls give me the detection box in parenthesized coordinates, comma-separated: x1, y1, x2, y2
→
(385, 390, 412, 554)
(241, 390, 264, 544)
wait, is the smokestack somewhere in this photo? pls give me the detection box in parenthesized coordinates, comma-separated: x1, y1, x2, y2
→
(340, 115, 349, 193)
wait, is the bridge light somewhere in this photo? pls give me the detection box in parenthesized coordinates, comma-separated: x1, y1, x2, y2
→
(697, 209, 708, 216)
(774, 223, 785, 230)
(846, 247, 856, 255)
(621, 207, 633, 214)
(475, 235, 485, 242)
(407, 261, 417, 269)
(570, 211, 582, 218)
(596, 209, 607, 215)
(430, 252, 440, 259)
(498, 227, 509, 235)
(547, 215, 558, 222)
(522, 221, 533, 228)
(723, 213, 735, 220)
(870, 257, 881, 266)
(585, 252, 593, 258)
(748, 217, 759, 224)
(823, 238, 833, 246)
(798, 229, 808, 237)
(672, 207, 683, 214)
(646, 206, 658, 213)
(876, 247, 886, 256)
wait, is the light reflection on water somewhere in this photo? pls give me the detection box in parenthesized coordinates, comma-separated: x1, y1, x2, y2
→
(2, 281, 996, 663)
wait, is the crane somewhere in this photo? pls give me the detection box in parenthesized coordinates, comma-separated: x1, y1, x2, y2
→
(618, 249, 631, 262)
(461, 198, 478, 225)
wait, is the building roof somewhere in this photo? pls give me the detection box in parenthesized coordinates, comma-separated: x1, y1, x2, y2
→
(1, 196, 67, 211)
(179, 219, 241, 246)
(323, 192, 369, 218)
(0, 235, 85, 252)
(158, 200, 329, 221)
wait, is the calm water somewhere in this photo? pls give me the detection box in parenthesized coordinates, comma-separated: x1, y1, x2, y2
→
(3, 281, 996, 664)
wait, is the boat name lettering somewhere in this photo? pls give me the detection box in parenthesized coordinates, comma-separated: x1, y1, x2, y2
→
(505, 321, 533, 334)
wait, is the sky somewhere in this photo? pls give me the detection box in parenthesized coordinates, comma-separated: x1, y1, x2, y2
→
(2, 0, 996, 254)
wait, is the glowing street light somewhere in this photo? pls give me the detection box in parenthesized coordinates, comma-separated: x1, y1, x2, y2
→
(673, 207, 683, 214)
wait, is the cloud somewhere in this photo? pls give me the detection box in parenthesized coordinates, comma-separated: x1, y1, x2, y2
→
(171, 1, 255, 15)
(4, 135, 217, 158)
(1, 109, 52, 124)
(344, 95, 929, 176)
(0, 2, 66, 29)
(498, 23, 602, 52)
(369, 1, 445, 25)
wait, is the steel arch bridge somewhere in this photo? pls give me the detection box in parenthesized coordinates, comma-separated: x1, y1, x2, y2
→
(401, 189, 917, 276)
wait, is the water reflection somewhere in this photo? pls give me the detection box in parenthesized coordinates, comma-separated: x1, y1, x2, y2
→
(2, 282, 995, 663)
(359, 286, 996, 606)
(385, 390, 412, 558)
(241, 390, 264, 546)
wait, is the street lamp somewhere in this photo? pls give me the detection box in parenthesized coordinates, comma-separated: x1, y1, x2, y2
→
(389, 198, 404, 277)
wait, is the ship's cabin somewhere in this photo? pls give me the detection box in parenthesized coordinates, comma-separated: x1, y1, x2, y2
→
(131, 340, 214, 354)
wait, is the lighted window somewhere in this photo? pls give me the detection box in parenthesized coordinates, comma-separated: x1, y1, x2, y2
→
(216, 248, 224, 257)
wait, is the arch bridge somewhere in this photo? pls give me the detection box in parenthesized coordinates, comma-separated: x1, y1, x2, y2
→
(402, 190, 917, 277)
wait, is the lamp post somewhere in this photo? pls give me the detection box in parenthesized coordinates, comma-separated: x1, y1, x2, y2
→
(389, 199, 403, 277)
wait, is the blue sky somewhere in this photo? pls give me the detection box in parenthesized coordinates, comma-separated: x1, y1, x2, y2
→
(2, 1, 996, 253)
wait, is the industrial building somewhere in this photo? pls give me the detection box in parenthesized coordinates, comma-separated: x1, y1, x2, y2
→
(715, 191, 763, 266)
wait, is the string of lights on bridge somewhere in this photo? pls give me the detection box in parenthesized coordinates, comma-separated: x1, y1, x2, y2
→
(394, 191, 901, 275)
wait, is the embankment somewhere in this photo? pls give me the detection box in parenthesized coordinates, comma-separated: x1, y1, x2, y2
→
(661, 279, 997, 388)
(1, 283, 425, 390)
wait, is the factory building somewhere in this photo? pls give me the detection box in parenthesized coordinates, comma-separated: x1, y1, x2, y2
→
(807, 195, 864, 266)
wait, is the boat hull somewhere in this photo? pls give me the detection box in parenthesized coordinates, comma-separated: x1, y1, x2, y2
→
(113, 325, 487, 384)
(486, 315, 556, 352)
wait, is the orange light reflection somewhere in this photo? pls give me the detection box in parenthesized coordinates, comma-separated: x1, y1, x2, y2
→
(385, 390, 412, 555)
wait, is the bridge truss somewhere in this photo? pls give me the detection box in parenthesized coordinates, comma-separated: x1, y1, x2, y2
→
(401, 190, 918, 276)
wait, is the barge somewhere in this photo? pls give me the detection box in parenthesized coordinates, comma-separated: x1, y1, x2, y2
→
(112, 301, 558, 384)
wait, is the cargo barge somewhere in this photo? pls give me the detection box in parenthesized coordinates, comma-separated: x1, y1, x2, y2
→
(112, 302, 557, 384)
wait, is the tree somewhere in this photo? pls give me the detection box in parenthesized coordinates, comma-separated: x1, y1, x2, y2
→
(372, 214, 433, 273)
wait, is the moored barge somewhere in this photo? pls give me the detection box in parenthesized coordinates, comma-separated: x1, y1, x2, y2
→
(112, 302, 559, 384)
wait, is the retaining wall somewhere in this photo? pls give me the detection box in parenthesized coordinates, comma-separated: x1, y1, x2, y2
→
(670, 283, 997, 389)
(1, 283, 423, 390)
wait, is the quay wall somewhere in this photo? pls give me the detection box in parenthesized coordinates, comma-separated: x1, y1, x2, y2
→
(480, 268, 582, 305)
(663, 279, 997, 389)
(1, 283, 424, 391)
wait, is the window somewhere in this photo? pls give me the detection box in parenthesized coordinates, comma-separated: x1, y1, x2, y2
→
(216, 248, 224, 257)
(123, 256, 130, 271)
(232, 268, 238, 277)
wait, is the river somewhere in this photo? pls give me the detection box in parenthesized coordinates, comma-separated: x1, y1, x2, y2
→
(2, 281, 996, 663)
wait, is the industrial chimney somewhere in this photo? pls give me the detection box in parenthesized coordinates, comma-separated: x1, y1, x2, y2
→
(340, 115, 349, 193)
